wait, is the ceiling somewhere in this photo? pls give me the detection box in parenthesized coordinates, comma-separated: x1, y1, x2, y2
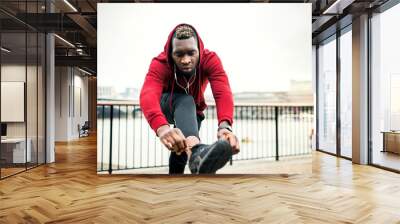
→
(0, 0, 393, 75)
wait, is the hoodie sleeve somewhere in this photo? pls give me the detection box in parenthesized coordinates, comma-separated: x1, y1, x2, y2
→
(140, 58, 169, 134)
(205, 52, 234, 126)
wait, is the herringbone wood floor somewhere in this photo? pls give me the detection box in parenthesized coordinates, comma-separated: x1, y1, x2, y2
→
(1, 134, 400, 223)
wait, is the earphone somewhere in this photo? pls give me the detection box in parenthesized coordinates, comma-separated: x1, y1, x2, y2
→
(174, 65, 196, 95)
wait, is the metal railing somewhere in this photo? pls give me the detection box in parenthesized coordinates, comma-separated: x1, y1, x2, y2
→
(97, 103, 314, 173)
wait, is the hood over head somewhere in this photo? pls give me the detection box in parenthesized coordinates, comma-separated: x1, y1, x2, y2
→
(163, 23, 205, 70)
(162, 23, 206, 109)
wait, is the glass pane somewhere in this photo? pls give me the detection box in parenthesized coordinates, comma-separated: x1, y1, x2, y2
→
(0, 1, 46, 178)
(38, 32, 45, 164)
(318, 37, 337, 154)
(1, 30, 27, 177)
(371, 4, 400, 171)
(27, 31, 38, 168)
(340, 29, 352, 158)
(26, 0, 39, 169)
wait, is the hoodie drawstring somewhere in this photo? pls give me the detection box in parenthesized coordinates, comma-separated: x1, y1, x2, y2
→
(170, 66, 198, 111)
(170, 77, 175, 112)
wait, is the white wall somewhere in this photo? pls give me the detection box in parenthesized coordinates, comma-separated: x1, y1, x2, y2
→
(1, 65, 39, 138)
(1, 65, 27, 141)
(55, 67, 89, 141)
(55, 66, 68, 141)
(72, 72, 89, 138)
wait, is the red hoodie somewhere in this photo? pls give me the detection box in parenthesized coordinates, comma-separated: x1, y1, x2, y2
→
(140, 23, 234, 134)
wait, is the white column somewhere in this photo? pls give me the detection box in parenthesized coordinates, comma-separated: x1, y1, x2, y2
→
(45, 0, 55, 163)
(352, 14, 369, 164)
(46, 32, 55, 163)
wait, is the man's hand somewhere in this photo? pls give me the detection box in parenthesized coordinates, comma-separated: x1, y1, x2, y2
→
(217, 129, 240, 155)
(157, 125, 187, 155)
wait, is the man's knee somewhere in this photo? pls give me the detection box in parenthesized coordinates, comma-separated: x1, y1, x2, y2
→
(176, 94, 195, 107)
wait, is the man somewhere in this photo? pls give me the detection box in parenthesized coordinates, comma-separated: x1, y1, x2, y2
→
(140, 23, 239, 174)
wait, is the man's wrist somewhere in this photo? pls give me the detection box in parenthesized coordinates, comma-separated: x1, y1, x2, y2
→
(156, 125, 170, 137)
(218, 121, 232, 132)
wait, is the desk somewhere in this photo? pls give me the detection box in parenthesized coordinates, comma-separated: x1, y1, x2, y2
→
(381, 131, 400, 154)
(1, 138, 31, 163)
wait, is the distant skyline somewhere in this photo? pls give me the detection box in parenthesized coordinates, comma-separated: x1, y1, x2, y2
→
(99, 76, 312, 97)
(98, 79, 313, 105)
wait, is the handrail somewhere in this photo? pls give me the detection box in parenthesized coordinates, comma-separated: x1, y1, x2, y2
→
(97, 104, 314, 173)
(97, 101, 313, 107)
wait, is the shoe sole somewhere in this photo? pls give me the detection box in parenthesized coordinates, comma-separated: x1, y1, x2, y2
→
(198, 140, 232, 174)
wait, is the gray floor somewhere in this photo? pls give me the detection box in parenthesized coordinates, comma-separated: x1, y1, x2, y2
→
(100, 155, 312, 175)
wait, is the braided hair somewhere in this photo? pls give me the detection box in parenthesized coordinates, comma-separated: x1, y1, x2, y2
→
(173, 24, 197, 41)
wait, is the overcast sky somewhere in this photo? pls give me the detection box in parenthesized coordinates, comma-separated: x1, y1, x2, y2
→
(98, 3, 311, 95)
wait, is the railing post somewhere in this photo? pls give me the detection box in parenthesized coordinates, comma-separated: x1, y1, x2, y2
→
(275, 106, 279, 161)
(230, 106, 234, 166)
(109, 105, 114, 174)
(101, 105, 105, 171)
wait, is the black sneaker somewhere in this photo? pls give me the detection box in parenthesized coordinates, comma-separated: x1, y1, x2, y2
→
(188, 140, 232, 174)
